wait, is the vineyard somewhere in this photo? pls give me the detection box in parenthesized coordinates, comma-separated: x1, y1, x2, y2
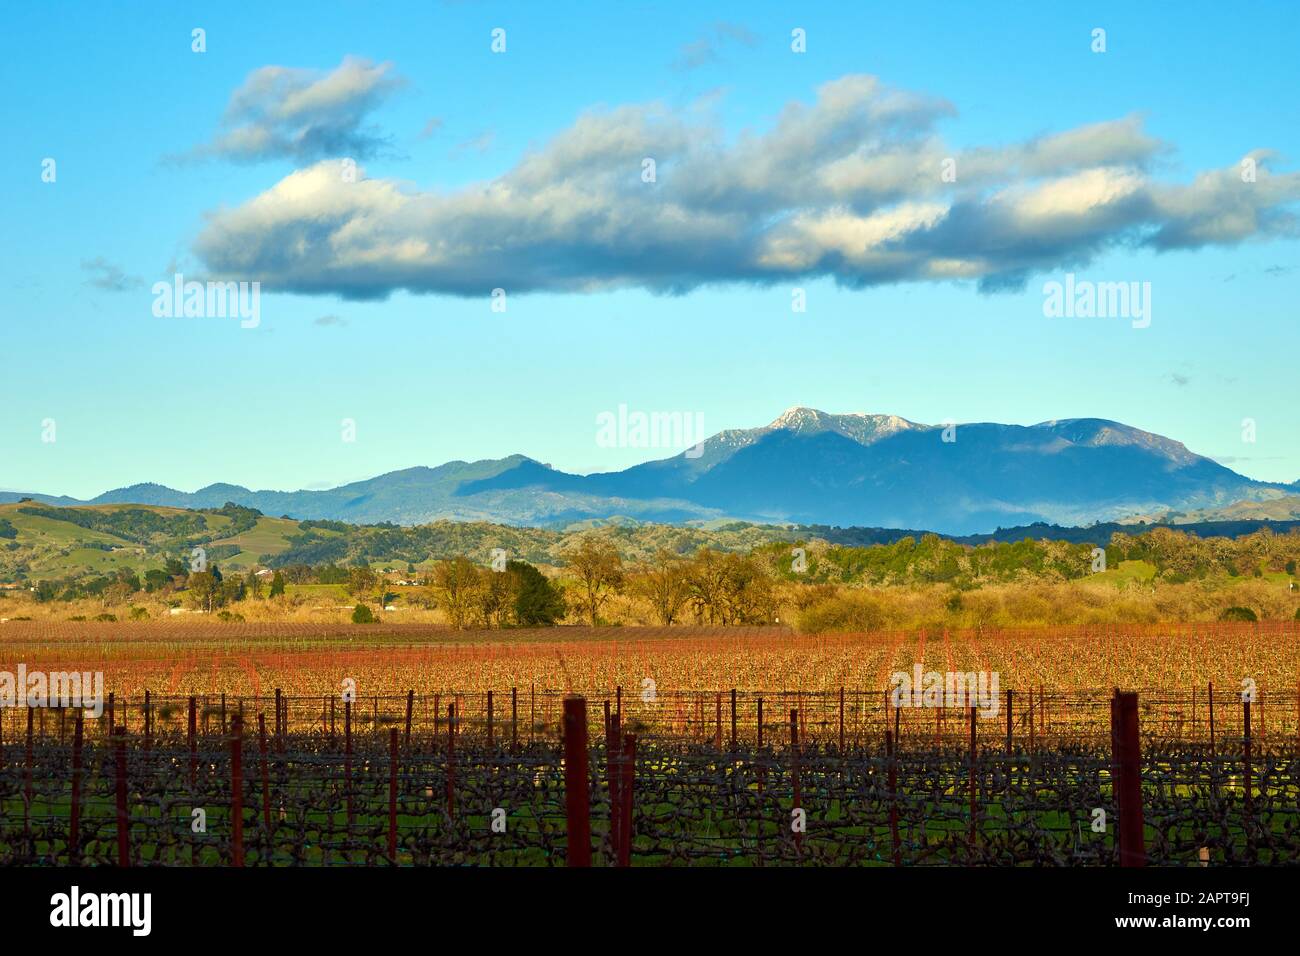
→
(3, 621, 1298, 866)
(1, 620, 1297, 702)
(2, 685, 1299, 866)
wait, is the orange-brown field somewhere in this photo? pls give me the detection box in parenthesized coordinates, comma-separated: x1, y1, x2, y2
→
(2, 619, 1296, 701)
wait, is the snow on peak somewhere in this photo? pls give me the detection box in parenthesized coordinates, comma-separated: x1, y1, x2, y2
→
(765, 407, 925, 443)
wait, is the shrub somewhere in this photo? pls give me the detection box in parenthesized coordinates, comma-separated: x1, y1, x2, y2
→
(509, 560, 566, 626)
(1219, 606, 1257, 622)
(351, 603, 376, 624)
(216, 611, 245, 622)
(797, 590, 891, 633)
(93, 613, 117, 622)
(129, 606, 149, 621)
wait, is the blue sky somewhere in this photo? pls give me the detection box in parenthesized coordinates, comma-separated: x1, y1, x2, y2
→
(2, 0, 1298, 500)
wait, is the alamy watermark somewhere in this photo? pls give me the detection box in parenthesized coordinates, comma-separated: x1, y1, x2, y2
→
(1042, 273, 1151, 329)
(50, 886, 151, 936)
(889, 665, 1000, 718)
(596, 404, 705, 458)
(152, 273, 260, 329)
(0, 665, 104, 717)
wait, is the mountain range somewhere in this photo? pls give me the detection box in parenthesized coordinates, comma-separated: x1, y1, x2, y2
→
(5, 408, 1296, 535)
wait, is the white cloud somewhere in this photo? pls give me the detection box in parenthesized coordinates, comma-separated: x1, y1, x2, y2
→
(81, 257, 144, 292)
(192, 74, 1300, 299)
(187, 56, 404, 163)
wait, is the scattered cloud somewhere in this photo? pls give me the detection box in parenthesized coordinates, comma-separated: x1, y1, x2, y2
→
(184, 56, 404, 164)
(192, 74, 1300, 301)
(674, 22, 759, 70)
(314, 314, 347, 327)
(451, 130, 495, 157)
(81, 257, 144, 292)
(417, 117, 444, 140)
(1166, 372, 1191, 387)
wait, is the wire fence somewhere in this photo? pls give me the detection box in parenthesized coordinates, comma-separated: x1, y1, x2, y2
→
(3, 683, 1296, 748)
(2, 688, 1298, 866)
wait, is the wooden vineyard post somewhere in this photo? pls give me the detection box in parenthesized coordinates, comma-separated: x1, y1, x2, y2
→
(511, 687, 518, 752)
(229, 715, 243, 867)
(839, 687, 845, 752)
(886, 730, 901, 866)
(388, 728, 399, 862)
(143, 690, 152, 757)
(790, 709, 802, 857)
(487, 691, 495, 749)
(344, 701, 354, 827)
(274, 688, 282, 740)
(619, 733, 636, 867)
(1109, 691, 1145, 867)
(1028, 692, 1035, 752)
(714, 693, 723, 750)
(563, 697, 592, 867)
(731, 688, 738, 750)
(1243, 698, 1253, 816)
(107, 692, 115, 737)
(257, 714, 272, 835)
(404, 690, 414, 750)
(968, 706, 977, 857)
(1004, 690, 1013, 754)
(23, 707, 33, 846)
(606, 711, 622, 862)
(446, 702, 456, 819)
(1208, 681, 1216, 755)
(188, 696, 197, 790)
(114, 726, 130, 867)
(883, 687, 890, 744)
(69, 714, 83, 865)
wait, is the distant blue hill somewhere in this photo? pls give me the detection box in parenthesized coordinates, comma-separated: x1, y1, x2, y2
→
(4, 408, 1293, 535)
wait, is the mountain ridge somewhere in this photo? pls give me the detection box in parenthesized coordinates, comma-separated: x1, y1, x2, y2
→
(4, 408, 1294, 534)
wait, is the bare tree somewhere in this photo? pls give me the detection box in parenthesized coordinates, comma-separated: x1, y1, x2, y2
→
(433, 557, 482, 629)
(634, 549, 692, 625)
(687, 547, 729, 624)
(563, 537, 624, 626)
(688, 549, 774, 624)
